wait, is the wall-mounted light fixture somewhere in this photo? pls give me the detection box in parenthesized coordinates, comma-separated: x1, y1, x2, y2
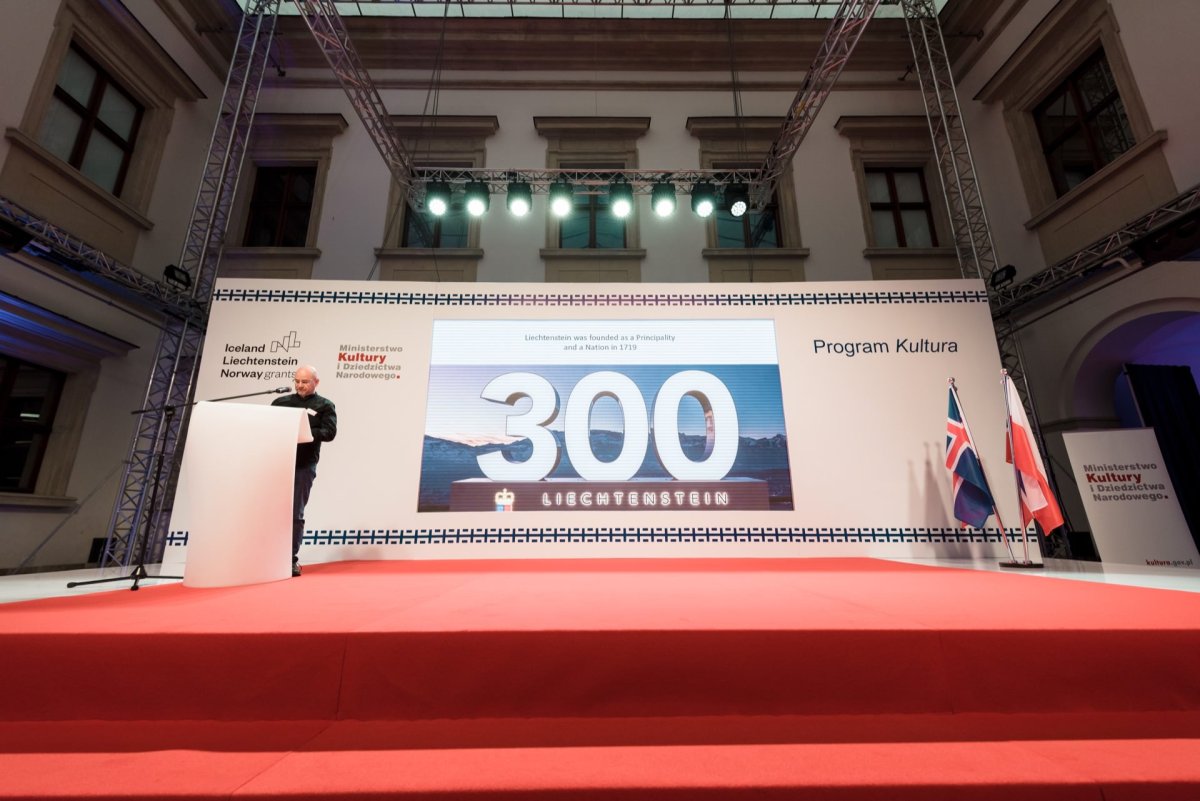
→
(990, 263, 1018, 290)
(163, 264, 192, 291)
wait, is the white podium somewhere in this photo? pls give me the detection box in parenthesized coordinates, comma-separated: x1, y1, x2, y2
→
(179, 401, 312, 588)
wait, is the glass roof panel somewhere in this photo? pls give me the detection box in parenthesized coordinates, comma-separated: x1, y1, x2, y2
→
(563, 5, 627, 18)
(670, 6, 728, 19)
(240, 0, 948, 20)
(621, 5, 676, 19)
(462, 3, 517, 15)
(368, 3, 418, 15)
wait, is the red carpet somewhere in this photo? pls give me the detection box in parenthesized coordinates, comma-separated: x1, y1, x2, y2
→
(2, 558, 1200, 798)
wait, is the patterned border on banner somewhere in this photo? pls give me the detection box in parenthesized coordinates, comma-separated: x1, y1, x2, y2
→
(212, 289, 989, 307)
(167, 527, 1015, 546)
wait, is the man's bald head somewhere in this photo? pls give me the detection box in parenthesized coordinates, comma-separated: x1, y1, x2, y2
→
(293, 365, 319, 397)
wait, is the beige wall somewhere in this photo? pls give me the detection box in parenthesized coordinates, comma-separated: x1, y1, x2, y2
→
(0, 0, 222, 570)
(1111, 0, 1200, 191)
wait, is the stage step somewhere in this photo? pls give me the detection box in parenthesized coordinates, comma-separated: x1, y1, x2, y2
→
(7, 625, 1200, 721)
(3, 714, 1200, 800)
(6, 560, 1200, 797)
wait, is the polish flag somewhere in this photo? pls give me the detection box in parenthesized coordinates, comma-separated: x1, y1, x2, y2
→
(1003, 374, 1064, 533)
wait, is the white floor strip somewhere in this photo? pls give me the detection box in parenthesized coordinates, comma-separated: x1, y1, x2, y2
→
(1, 556, 1198, 605)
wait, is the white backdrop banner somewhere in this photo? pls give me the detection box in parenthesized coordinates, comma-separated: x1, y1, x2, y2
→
(1063, 428, 1198, 569)
(166, 278, 1026, 562)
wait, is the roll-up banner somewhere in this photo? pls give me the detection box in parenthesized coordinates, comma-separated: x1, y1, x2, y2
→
(166, 279, 1026, 562)
(1063, 428, 1199, 569)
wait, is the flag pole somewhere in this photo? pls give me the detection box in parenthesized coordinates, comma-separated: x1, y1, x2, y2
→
(949, 378, 1017, 564)
(1000, 369, 1042, 569)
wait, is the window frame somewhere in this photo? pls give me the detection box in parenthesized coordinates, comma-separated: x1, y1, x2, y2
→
(400, 160, 474, 250)
(710, 165, 782, 251)
(864, 166, 939, 249)
(376, 116, 498, 282)
(1032, 48, 1134, 198)
(0, 292, 135, 507)
(687, 117, 808, 282)
(0, 355, 67, 495)
(834, 115, 958, 280)
(219, 113, 348, 280)
(43, 44, 145, 197)
(0, 0, 202, 264)
(557, 162, 628, 250)
(242, 164, 320, 249)
(975, 0, 1173, 264)
(535, 117, 649, 282)
(401, 201, 471, 249)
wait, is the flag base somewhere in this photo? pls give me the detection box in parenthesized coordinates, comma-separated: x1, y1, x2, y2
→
(999, 560, 1044, 569)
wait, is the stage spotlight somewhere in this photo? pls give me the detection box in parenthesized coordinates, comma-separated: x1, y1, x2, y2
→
(652, 182, 676, 218)
(425, 181, 451, 217)
(464, 181, 490, 217)
(163, 264, 192, 291)
(990, 263, 1018, 290)
(724, 183, 749, 218)
(610, 179, 634, 219)
(690, 182, 717, 218)
(549, 180, 573, 218)
(506, 181, 532, 217)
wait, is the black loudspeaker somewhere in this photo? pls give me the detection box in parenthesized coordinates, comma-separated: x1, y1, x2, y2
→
(1130, 207, 1200, 265)
(0, 219, 34, 255)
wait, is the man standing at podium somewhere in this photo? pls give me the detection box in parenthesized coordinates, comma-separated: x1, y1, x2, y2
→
(272, 365, 337, 577)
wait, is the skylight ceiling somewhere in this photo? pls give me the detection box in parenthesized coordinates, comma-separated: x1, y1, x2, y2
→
(238, 0, 947, 21)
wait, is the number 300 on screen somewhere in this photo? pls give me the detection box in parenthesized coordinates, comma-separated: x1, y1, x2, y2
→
(477, 370, 739, 482)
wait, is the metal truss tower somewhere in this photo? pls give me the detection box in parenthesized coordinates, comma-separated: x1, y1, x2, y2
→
(899, 0, 997, 282)
(99, 0, 282, 567)
(897, 0, 1024, 379)
(899, 0, 1074, 553)
(99, 0, 432, 568)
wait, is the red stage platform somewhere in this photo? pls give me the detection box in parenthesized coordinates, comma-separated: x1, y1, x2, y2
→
(2, 558, 1200, 799)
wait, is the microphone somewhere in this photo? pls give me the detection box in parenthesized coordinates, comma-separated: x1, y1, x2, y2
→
(275, 386, 292, 393)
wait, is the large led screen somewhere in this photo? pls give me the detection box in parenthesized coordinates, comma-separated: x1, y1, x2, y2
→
(418, 320, 793, 513)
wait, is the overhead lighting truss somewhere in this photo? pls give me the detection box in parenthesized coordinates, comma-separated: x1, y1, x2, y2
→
(291, 0, 416, 194)
(289, 0, 433, 241)
(751, 0, 885, 209)
(413, 168, 760, 198)
(900, 0, 996, 285)
(0, 197, 202, 325)
(991, 182, 1200, 320)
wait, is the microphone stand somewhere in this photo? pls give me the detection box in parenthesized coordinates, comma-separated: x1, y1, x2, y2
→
(68, 386, 291, 591)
